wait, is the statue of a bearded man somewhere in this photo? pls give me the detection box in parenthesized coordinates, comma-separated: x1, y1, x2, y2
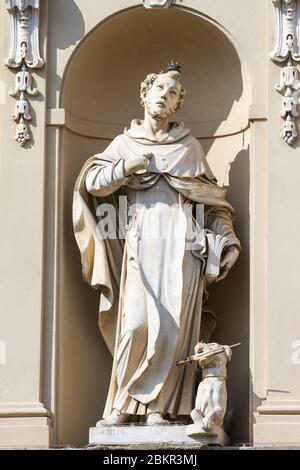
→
(73, 63, 240, 426)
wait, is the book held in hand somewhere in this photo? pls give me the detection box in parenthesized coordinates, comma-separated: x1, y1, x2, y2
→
(205, 232, 230, 278)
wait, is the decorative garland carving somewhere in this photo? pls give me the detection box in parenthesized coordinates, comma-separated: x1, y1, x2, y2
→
(271, 0, 300, 145)
(5, 0, 44, 146)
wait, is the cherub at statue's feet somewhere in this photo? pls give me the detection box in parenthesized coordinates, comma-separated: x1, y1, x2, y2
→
(96, 409, 129, 426)
(147, 412, 169, 425)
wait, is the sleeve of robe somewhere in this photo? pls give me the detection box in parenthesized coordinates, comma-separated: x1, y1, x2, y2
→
(73, 142, 128, 354)
(205, 206, 241, 251)
(85, 157, 129, 197)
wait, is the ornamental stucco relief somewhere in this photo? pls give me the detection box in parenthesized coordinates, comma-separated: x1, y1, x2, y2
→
(5, 0, 44, 146)
(272, 0, 300, 145)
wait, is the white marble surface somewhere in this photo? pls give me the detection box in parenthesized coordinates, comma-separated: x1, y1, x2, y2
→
(89, 424, 228, 447)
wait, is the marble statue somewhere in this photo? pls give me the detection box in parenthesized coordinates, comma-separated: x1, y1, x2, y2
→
(73, 62, 240, 427)
(190, 342, 232, 432)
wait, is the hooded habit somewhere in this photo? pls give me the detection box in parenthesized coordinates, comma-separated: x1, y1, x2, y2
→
(73, 120, 240, 418)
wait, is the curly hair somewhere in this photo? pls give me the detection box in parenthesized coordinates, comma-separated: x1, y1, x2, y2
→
(140, 71, 186, 113)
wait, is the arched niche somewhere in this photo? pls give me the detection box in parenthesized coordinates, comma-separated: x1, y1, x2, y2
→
(56, 5, 251, 446)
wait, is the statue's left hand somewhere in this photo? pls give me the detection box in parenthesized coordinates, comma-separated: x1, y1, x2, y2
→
(217, 246, 239, 282)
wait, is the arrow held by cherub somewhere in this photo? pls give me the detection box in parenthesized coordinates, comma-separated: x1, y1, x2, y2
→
(176, 342, 241, 367)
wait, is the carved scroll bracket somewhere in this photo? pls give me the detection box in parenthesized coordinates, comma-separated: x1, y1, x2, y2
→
(271, 0, 300, 145)
(5, 0, 44, 147)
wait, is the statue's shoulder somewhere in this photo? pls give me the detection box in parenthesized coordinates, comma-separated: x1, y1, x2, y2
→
(103, 133, 126, 155)
(182, 134, 197, 145)
(180, 133, 204, 151)
(187, 134, 202, 146)
(114, 133, 127, 141)
(110, 133, 126, 145)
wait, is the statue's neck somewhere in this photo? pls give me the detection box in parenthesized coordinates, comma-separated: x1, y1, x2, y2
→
(142, 113, 171, 140)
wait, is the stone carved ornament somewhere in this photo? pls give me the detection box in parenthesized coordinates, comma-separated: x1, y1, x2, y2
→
(5, 0, 44, 146)
(143, 0, 172, 8)
(271, 0, 300, 145)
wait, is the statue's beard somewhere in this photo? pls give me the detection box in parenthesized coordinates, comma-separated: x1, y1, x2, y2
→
(145, 101, 175, 121)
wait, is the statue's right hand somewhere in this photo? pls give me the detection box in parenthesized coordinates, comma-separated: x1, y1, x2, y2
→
(124, 154, 152, 176)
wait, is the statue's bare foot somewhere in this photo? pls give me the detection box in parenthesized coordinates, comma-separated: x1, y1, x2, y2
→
(201, 415, 213, 432)
(147, 412, 169, 425)
(190, 408, 203, 424)
(96, 409, 129, 426)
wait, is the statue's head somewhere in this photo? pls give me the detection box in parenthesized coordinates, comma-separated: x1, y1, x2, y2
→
(140, 62, 186, 121)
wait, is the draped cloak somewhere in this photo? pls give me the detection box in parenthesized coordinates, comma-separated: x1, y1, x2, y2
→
(72, 120, 240, 418)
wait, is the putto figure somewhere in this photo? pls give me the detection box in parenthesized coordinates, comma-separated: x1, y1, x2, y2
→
(73, 63, 240, 426)
(190, 342, 232, 432)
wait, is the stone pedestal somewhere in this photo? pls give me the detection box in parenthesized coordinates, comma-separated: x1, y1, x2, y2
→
(89, 424, 228, 448)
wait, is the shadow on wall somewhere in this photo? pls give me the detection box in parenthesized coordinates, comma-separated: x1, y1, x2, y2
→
(58, 134, 113, 447)
(209, 147, 250, 445)
(48, 0, 85, 104)
(52, 0, 85, 50)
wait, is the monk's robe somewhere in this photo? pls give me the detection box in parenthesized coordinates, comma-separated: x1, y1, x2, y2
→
(73, 120, 240, 418)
